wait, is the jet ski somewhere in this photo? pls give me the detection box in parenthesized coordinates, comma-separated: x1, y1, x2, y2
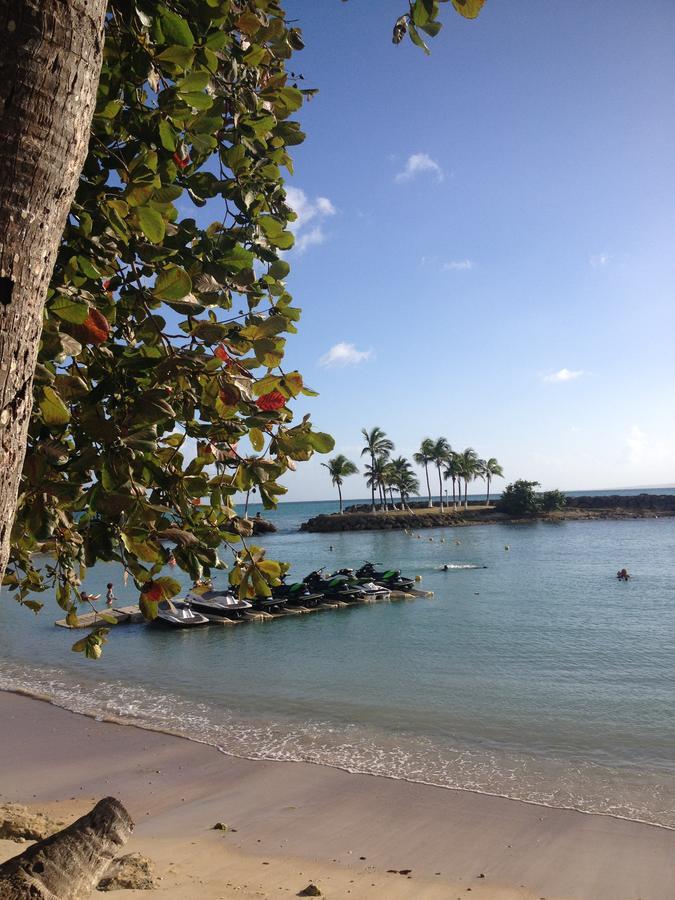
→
(303, 568, 366, 602)
(355, 562, 414, 592)
(332, 569, 390, 600)
(249, 594, 288, 613)
(272, 577, 324, 608)
(155, 599, 210, 628)
(186, 586, 252, 619)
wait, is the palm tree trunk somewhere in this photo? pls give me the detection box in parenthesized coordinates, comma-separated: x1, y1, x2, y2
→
(437, 464, 444, 511)
(464, 480, 469, 508)
(0, 0, 107, 584)
(338, 481, 343, 514)
(452, 477, 456, 509)
(486, 475, 491, 507)
(424, 463, 432, 507)
(370, 452, 375, 511)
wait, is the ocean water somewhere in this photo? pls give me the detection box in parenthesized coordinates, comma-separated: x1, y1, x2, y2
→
(1, 500, 675, 828)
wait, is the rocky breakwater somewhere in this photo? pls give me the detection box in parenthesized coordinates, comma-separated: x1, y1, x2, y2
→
(567, 493, 675, 511)
(299, 509, 498, 533)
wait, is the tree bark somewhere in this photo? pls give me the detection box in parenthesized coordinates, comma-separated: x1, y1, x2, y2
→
(337, 482, 342, 514)
(0, 796, 133, 899)
(0, 0, 106, 581)
(437, 465, 443, 511)
(424, 463, 432, 507)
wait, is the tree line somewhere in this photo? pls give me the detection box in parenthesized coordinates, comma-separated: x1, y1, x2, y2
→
(322, 427, 504, 513)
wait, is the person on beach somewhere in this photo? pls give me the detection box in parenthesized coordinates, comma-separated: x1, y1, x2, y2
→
(106, 583, 116, 607)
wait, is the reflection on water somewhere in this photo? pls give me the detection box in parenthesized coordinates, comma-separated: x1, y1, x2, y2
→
(2, 515, 675, 827)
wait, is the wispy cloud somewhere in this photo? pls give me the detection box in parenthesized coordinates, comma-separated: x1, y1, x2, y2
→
(543, 368, 585, 383)
(395, 153, 444, 184)
(442, 259, 474, 271)
(319, 342, 372, 368)
(285, 186, 336, 253)
(590, 253, 611, 268)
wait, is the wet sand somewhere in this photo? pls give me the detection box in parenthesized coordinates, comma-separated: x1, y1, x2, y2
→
(0, 691, 672, 899)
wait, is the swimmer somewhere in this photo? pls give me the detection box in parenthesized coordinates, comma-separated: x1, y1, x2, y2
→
(441, 564, 449, 572)
(504, 545, 510, 551)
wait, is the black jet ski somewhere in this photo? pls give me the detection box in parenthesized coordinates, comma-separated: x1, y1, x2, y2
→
(303, 568, 366, 602)
(272, 577, 324, 608)
(355, 562, 414, 592)
(332, 568, 390, 600)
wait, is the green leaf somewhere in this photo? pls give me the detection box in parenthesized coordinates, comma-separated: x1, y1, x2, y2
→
(408, 23, 430, 54)
(153, 266, 192, 300)
(158, 119, 176, 151)
(249, 428, 264, 453)
(158, 7, 195, 47)
(50, 295, 90, 324)
(451, 0, 485, 19)
(156, 45, 194, 67)
(96, 99, 124, 119)
(268, 259, 290, 279)
(177, 71, 211, 92)
(308, 431, 335, 454)
(137, 206, 166, 244)
(178, 92, 214, 110)
(39, 387, 70, 426)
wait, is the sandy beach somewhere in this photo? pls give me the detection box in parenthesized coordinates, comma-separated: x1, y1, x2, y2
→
(0, 692, 673, 899)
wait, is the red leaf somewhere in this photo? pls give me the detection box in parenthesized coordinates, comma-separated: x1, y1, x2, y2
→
(215, 344, 232, 364)
(140, 581, 163, 602)
(173, 151, 190, 169)
(70, 308, 110, 345)
(256, 390, 286, 411)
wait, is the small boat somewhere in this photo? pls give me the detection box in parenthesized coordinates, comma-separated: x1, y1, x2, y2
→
(155, 599, 210, 628)
(355, 562, 414, 592)
(186, 587, 252, 619)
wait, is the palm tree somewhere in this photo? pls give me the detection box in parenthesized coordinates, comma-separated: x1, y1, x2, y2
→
(364, 454, 390, 511)
(443, 452, 461, 509)
(429, 437, 451, 511)
(481, 457, 504, 506)
(361, 427, 394, 511)
(413, 438, 435, 507)
(457, 447, 480, 507)
(322, 454, 359, 514)
(388, 456, 414, 509)
(401, 472, 420, 509)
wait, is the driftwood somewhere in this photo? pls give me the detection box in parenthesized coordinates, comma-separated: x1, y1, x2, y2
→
(0, 797, 133, 900)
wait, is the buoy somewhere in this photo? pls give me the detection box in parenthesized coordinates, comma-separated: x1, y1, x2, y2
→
(415, 575, 422, 582)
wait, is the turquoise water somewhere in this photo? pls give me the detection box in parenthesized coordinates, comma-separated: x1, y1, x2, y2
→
(1, 505, 674, 827)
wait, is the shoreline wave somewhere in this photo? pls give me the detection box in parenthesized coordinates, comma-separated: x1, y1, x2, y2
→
(2, 677, 672, 833)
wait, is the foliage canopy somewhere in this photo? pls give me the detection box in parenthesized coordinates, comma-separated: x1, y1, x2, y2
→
(4, 0, 484, 656)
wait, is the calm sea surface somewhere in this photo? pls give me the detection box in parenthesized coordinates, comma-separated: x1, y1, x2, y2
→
(1, 494, 674, 827)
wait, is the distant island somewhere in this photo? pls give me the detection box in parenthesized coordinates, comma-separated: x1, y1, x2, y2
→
(300, 493, 675, 533)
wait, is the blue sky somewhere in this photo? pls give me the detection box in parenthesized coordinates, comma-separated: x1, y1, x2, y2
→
(251, 2, 675, 500)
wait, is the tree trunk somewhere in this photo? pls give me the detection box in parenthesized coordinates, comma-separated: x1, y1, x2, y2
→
(424, 463, 432, 507)
(437, 465, 443, 511)
(369, 452, 375, 511)
(464, 481, 469, 507)
(337, 482, 343, 514)
(0, 0, 107, 581)
(0, 797, 133, 899)
(452, 477, 456, 508)
(486, 476, 490, 507)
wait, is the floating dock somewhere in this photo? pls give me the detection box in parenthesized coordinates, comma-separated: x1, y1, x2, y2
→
(55, 589, 434, 630)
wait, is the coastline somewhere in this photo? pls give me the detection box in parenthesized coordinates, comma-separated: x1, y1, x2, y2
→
(1, 691, 673, 899)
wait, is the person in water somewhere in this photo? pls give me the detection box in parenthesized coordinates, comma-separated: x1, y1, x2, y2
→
(617, 568, 631, 581)
(106, 583, 116, 607)
(441, 564, 449, 571)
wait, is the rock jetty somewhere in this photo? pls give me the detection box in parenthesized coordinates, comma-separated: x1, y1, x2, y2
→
(300, 494, 675, 533)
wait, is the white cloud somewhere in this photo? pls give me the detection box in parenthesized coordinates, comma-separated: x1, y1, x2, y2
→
(285, 186, 336, 253)
(319, 342, 372, 368)
(395, 153, 444, 184)
(590, 253, 611, 268)
(543, 368, 585, 383)
(442, 259, 474, 271)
